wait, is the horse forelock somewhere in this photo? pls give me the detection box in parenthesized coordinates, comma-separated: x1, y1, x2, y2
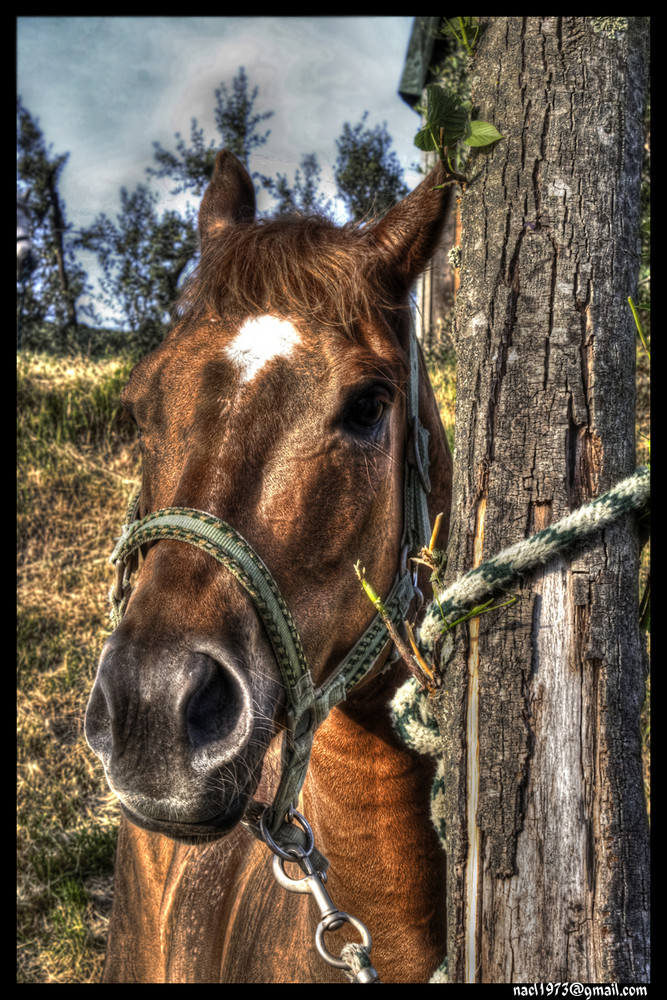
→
(175, 215, 405, 337)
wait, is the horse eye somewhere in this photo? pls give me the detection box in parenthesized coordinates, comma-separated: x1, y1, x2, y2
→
(346, 393, 386, 430)
(125, 406, 144, 441)
(126, 409, 141, 433)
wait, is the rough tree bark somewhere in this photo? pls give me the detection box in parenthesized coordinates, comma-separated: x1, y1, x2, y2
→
(431, 17, 649, 983)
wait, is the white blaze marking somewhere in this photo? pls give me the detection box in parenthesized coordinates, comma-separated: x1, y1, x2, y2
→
(225, 315, 301, 385)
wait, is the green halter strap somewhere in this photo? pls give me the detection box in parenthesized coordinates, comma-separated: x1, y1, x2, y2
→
(108, 314, 432, 840)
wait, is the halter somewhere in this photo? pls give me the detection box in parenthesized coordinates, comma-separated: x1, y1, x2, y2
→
(108, 314, 432, 841)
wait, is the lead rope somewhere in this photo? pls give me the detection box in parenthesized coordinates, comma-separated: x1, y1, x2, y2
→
(418, 464, 650, 656)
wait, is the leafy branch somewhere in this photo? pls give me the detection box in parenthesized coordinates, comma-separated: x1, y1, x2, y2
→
(441, 16, 480, 56)
(414, 83, 503, 183)
(354, 560, 438, 692)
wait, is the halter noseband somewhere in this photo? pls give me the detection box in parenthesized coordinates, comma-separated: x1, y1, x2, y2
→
(108, 315, 432, 840)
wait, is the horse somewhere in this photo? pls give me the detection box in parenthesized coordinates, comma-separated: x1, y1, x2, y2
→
(85, 149, 453, 983)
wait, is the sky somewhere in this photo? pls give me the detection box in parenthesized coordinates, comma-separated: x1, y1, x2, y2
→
(17, 16, 425, 324)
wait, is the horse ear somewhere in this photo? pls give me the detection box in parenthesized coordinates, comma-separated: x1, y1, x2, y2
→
(199, 150, 256, 245)
(368, 161, 452, 293)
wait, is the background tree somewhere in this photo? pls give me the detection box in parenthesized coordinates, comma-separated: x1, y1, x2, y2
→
(260, 152, 332, 216)
(91, 70, 412, 352)
(17, 98, 88, 351)
(147, 66, 274, 196)
(19, 68, 412, 356)
(334, 111, 409, 221)
(432, 16, 650, 983)
(75, 186, 192, 355)
(148, 69, 409, 225)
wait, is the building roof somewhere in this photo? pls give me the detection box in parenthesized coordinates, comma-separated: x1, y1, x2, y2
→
(398, 17, 441, 107)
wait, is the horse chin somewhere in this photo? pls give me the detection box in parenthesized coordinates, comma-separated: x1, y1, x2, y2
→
(114, 756, 266, 845)
(119, 790, 250, 844)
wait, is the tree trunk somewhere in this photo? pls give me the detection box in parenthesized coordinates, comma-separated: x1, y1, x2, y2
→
(433, 17, 649, 983)
(45, 166, 78, 336)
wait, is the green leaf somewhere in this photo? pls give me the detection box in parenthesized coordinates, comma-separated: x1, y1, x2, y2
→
(425, 86, 469, 146)
(424, 84, 451, 123)
(464, 120, 504, 147)
(427, 86, 467, 126)
(415, 86, 499, 155)
(414, 125, 438, 152)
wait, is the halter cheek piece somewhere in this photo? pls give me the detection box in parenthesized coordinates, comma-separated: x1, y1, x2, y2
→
(108, 318, 431, 979)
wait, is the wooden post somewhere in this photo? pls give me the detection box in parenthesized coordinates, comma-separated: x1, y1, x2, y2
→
(432, 17, 649, 983)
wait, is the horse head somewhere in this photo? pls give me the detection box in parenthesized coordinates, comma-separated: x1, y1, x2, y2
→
(85, 150, 452, 843)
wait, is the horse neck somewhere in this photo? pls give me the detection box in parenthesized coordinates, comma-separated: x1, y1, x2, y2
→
(304, 665, 436, 851)
(300, 667, 446, 980)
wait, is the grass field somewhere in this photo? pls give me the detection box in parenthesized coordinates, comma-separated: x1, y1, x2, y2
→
(17, 353, 140, 983)
(16, 340, 647, 983)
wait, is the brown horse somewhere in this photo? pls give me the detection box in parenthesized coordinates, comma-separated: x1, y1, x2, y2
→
(85, 150, 453, 983)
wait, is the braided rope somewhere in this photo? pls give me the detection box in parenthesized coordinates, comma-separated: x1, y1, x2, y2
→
(419, 466, 649, 652)
(429, 959, 450, 983)
(339, 942, 378, 983)
(390, 677, 446, 843)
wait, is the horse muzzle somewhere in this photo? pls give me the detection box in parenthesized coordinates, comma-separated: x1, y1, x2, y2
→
(85, 635, 271, 840)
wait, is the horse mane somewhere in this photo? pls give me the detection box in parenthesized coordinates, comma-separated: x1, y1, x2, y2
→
(175, 214, 404, 336)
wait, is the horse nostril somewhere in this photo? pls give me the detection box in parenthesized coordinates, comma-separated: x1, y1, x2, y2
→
(85, 639, 256, 796)
(84, 680, 113, 763)
(185, 656, 252, 759)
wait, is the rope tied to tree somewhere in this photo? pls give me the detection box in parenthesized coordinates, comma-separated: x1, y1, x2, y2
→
(393, 464, 649, 748)
(419, 465, 650, 654)
(390, 465, 649, 982)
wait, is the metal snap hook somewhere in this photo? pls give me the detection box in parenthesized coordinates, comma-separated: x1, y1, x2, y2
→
(315, 913, 373, 970)
(265, 809, 381, 982)
(271, 852, 374, 972)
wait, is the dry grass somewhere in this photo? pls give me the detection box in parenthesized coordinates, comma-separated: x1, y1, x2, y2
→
(17, 352, 140, 983)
